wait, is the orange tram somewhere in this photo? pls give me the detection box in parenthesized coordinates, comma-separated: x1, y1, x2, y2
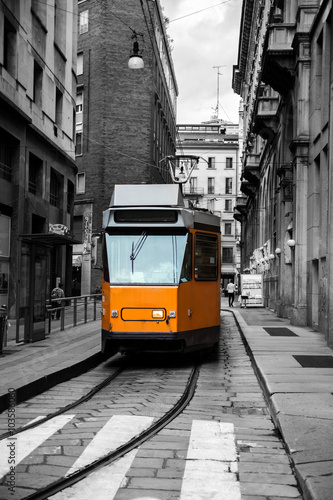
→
(101, 184, 221, 355)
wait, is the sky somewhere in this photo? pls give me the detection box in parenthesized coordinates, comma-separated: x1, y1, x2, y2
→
(161, 0, 242, 124)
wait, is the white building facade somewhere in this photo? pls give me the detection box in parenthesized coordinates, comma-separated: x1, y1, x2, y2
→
(176, 122, 241, 288)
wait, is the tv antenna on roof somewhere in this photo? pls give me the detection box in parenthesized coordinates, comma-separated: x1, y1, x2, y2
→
(213, 65, 226, 119)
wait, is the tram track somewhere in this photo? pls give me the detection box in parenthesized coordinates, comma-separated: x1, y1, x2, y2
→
(0, 365, 125, 441)
(19, 359, 201, 500)
(0, 351, 203, 500)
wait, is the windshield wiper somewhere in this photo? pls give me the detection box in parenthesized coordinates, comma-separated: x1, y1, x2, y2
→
(130, 231, 148, 273)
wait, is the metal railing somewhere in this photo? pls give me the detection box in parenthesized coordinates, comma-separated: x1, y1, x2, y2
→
(46, 293, 102, 333)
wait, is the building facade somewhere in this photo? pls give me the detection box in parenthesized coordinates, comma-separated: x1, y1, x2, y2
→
(0, 1, 78, 341)
(176, 121, 241, 287)
(74, 0, 178, 295)
(233, 1, 333, 345)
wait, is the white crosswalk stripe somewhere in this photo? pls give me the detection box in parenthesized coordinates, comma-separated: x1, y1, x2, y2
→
(50, 415, 154, 499)
(180, 420, 241, 500)
(1, 414, 242, 499)
(0, 415, 75, 479)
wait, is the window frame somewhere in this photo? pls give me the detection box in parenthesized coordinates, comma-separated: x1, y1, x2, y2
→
(194, 232, 219, 281)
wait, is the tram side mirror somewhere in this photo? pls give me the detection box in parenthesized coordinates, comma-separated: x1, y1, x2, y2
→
(91, 233, 102, 269)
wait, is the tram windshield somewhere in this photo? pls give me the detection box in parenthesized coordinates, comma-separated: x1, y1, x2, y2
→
(104, 231, 191, 285)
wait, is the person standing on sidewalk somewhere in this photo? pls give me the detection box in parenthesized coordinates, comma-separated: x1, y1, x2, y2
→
(226, 280, 235, 307)
(51, 283, 65, 320)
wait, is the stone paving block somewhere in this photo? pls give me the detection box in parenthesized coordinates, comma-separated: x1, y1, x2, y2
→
(46, 455, 77, 467)
(239, 461, 292, 474)
(156, 468, 184, 478)
(11, 472, 58, 489)
(125, 468, 156, 478)
(34, 445, 62, 455)
(130, 457, 164, 469)
(27, 464, 69, 477)
(240, 472, 297, 485)
(20, 454, 44, 465)
(63, 445, 86, 456)
(115, 488, 179, 499)
(136, 449, 174, 459)
(240, 481, 302, 497)
(0, 485, 36, 500)
(127, 477, 182, 491)
(295, 460, 333, 499)
(239, 452, 290, 464)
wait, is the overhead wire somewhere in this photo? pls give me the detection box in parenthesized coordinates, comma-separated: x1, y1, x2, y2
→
(167, 0, 235, 23)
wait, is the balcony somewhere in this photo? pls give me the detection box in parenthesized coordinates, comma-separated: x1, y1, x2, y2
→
(261, 23, 295, 95)
(254, 87, 280, 140)
(240, 181, 257, 198)
(234, 196, 247, 214)
(182, 186, 204, 197)
(242, 153, 260, 188)
(277, 163, 293, 202)
(233, 196, 247, 222)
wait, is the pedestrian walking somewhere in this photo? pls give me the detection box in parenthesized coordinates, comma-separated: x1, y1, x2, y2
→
(51, 283, 65, 319)
(226, 280, 235, 307)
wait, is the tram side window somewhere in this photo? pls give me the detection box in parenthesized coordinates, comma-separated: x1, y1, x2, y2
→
(180, 233, 192, 282)
(194, 233, 218, 280)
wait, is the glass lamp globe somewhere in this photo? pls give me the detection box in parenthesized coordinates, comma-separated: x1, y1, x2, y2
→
(128, 56, 144, 69)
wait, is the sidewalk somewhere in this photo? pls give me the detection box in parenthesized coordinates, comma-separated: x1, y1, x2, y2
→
(221, 296, 333, 500)
(1, 301, 332, 500)
(0, 320, 101, 413)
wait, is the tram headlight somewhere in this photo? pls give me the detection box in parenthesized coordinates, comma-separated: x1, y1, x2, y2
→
(152, 310, 164, 319)
(168, 311, 176, 318)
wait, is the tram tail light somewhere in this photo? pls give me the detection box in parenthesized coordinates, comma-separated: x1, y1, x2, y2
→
(111, 310, 119, 318)
(168, 310, 176, 318)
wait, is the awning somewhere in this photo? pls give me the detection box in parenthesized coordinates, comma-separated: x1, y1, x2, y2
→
(20, 233, 82, 246)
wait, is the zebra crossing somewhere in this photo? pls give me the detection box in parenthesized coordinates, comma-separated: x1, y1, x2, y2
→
(0, 414, 241, 499)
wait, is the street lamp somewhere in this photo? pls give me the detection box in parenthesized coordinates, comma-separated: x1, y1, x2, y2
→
(287, 239, 296, 248)
(128, 32, 144, 69)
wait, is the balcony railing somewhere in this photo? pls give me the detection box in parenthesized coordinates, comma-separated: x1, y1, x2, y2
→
(0, 161, 13, 182)
(183, 186, 204, 196)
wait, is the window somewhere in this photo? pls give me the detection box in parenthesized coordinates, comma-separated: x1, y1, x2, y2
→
(32, 0, 47, 25)
(225, 178, 232, 194)
(208, 177, 215, 194)
(0, 129, 17, 182)
(4, 18, 17, 77)
(67, 180, 74, 214)
(76, 172, 85, 193)
(225, 199, 232, 212)
(76, 91, 83, 122)
(54, 0, 66, 53)
(104, 232, 190, 285)
(224, 222, 232, 235)
(73, 215, 83, 242)
(75, 132, 83, 156)
(55, 88, 63, 128)
(222, 247, 233, 264)
(190, 177, 197, 193)
(208, 157, 215, 169)
(226, 157, 233, 169)
(194, 233, 218, 281)
(77, 52, 83, 75)
(33, 60, 43, 107)
(79, 10, 89, 34)
(28, 153, 43, 196)
(50, 168, 62, 207)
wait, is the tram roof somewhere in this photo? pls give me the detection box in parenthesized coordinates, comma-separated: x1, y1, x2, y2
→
(110, 184, 184, 208)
